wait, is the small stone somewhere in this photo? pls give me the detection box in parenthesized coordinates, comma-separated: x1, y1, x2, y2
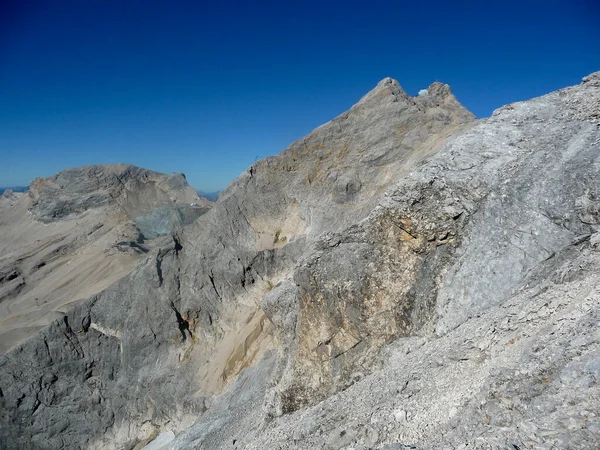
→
(443, 205, 463, 219)
(393, 409, 407, 423)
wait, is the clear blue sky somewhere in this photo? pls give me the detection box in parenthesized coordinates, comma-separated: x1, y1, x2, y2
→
(1, 0, 598, 191)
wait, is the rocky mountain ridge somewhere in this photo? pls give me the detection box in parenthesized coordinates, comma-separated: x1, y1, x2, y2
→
(1, 73, 599, 449)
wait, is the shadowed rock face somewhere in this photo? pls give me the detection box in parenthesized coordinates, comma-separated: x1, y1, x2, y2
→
(2, 73, 600, 450)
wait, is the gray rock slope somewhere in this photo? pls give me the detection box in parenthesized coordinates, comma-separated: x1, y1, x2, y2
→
(1, 73, 599, 449)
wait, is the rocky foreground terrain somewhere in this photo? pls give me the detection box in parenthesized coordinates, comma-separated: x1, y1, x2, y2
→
(0, 164, 210, 354)
(1, 73, 599, 449)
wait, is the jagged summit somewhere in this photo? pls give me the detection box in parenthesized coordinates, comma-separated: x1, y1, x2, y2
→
(355, 76, 474, 123)
(217, 75, 476, 251)
(356, 77, 412, 106)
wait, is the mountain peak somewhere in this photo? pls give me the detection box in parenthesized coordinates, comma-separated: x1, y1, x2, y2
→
(427, 81, 453, 98)
(356, 77, 412, 106)
(413, 80, 475, 121)
(354, 77, 474, 121)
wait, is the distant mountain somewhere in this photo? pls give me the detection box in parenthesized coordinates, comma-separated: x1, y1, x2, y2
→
(197, 190, 221, 201)
(0, 164, 212, 356)
(0, 186, 28, 194)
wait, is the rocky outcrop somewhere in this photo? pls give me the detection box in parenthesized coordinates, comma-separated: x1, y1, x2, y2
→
(1, 73, 599, 450)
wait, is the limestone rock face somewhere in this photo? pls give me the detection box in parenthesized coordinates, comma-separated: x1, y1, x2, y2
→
(2, 73, 600, 450)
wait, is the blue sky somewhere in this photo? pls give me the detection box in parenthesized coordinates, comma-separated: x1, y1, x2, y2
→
(1, 1, 598, 191)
